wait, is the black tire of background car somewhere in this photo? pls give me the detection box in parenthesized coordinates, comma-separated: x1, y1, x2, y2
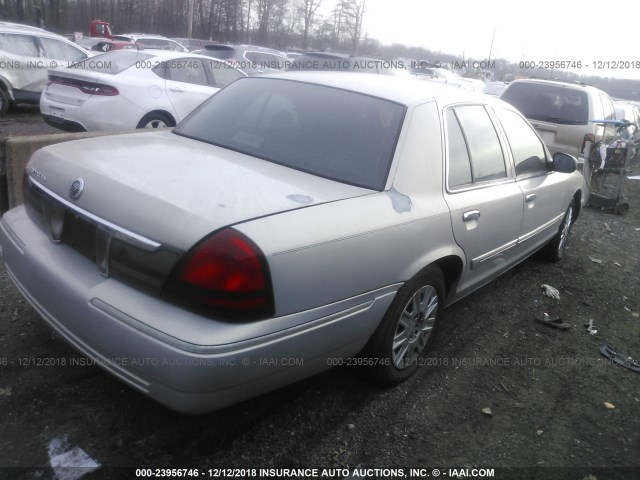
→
(539, 200, 575, 262)
(0, 88, 9, 117)
(136, 111, 175, 129)
(362, 265, 445, 387)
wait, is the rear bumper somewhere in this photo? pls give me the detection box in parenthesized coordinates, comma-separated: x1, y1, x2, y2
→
(41, 113, 87, 132)
(0, 206, 396, 413)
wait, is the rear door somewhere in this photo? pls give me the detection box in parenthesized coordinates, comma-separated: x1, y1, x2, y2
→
(163, 57, 218, 121)
(443, 104, 524, 293)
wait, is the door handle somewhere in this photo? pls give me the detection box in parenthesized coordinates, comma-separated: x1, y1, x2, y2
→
(526, 194, 537, 203)
(169, 88, 185, 93)
(463, 210, 481, 222)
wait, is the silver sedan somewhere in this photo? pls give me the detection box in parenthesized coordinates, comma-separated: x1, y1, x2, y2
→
(0, 72, 583, 413)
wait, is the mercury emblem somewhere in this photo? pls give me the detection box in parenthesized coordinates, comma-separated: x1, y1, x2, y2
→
(69, 178, 84, 200)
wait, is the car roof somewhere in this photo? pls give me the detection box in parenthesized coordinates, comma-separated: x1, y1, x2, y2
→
(0, 21, 45, 32)
(117, 33, 176, 40)
(0, 21, 70, 40)
(508, 77, 601, 93)
(260, 71, 498, 107)
(0, 22, 90, 52)
(109, 49, 239, 63)
(203, 44, 286, 55)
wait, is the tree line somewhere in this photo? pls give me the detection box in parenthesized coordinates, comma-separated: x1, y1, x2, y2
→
(0, 0, 368, 52)
(2, 0, 639, 99)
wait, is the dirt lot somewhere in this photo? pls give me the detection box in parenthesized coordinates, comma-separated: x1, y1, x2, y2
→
(0, 111, 638, 480)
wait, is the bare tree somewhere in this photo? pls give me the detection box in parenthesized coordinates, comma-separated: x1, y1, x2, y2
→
(300, 0, 321, 49)
(340, 0, 364, 52)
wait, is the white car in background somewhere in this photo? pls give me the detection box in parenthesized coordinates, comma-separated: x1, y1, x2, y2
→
(40, 49, 246, 131)
(0, 21, 90, 116)
(112, 34, 189, 52)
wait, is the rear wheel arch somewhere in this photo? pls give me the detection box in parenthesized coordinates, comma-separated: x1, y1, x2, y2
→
(362, 264, 446, 386)
(430, 255, 463, 300)
(136, 110, 176, 129)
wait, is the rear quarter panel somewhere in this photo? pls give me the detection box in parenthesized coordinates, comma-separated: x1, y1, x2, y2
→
(236, 101, 462, 317)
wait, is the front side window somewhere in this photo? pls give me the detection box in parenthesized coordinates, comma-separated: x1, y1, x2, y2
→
(495, 107, 548, 176)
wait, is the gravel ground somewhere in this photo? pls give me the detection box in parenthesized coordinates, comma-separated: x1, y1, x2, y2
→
(0, 104, 59, 137)
(0, 108, 639, 480)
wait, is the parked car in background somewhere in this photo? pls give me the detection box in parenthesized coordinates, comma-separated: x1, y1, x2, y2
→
(112, 34, 188, 52)
(195, 44, 288, 75)
(75, 36, 137, 52)
(1, 73, 583, 413)
(40, 50, 245, 131)
(483, 81, 508, 97)
(501, 78, 618, 158)
(171, 37, 210, 51)
(0, 21, 90, 116)
(287, 51, 409, 76)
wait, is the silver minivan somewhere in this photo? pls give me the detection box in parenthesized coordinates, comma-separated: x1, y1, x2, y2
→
(0, 21, 89, 116)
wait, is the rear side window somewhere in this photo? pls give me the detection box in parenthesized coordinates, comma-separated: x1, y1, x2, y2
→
(39, 37, 86, 62)
(501, 82, 589, 125)
(165, 58, 209, 86)
(446, 110, 472, 187)
(446, 105, 507, 187)
(0, 33, 40, 56)
(454, 105, 507, 183)
(175, 77, 406, 190)
(495, 107, 548, 176)
(207, 60, 244, 88)
(244, 51, 286, 70)
(599, 92, 615, 120)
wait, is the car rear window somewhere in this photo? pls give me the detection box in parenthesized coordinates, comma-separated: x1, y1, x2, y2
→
(201, 45, 235, 60)
(174, 77, 406, 190)
(69, 51, 153, 74)
(501, 82, 589, 125)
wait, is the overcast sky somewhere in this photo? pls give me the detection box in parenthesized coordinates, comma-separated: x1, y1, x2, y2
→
(360, 0, 640, 79)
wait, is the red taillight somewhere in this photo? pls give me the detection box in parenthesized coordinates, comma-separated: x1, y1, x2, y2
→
(163, 229, 274, 320)
(48, 75, 119, 96)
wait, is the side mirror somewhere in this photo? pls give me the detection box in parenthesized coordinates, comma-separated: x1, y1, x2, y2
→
(552, 152, 577, 173)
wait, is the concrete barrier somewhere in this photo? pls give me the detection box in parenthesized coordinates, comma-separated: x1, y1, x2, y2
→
(0, 129, 162, 214)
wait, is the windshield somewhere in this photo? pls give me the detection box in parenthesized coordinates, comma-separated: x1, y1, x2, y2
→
(501, 82, 589, 125)
(174, 77, 406, 190)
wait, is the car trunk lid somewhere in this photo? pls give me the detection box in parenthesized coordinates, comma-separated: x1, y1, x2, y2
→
(42, 68, 116, 106)
(25, 130, 373, 252)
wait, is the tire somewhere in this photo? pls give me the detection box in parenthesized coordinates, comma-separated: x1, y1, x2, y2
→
(0, 88, 9, 117)
(136, 112, 174, 129)
(616, 202, 629, 216)
(362, 266, 445, 387)
(540, 200, 575, 262)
